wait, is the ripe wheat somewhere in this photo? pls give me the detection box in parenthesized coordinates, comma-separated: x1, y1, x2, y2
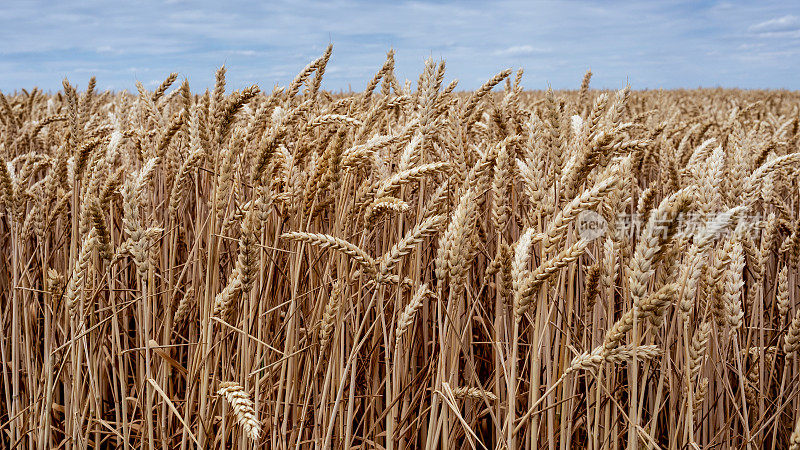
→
(1, 47, 800, 449)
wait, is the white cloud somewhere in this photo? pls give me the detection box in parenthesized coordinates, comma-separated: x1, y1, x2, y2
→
(737, 42, 765, 51)
(749, 15, 800, 33)
(96, 45, 127, 55)
(230, 50, 259, 56)
(494, 45, 549, 57)
(755, 30, 800, 39)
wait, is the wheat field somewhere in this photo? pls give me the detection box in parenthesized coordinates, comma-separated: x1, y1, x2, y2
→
(2, 46, 800, 449)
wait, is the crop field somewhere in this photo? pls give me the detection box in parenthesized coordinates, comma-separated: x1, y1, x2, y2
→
(2, 47, 800, 449)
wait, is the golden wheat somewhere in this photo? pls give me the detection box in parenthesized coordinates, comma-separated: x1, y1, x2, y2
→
(2, 46, 800, 449)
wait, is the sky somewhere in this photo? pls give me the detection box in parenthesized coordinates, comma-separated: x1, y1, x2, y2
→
(1, 0, 800, 93)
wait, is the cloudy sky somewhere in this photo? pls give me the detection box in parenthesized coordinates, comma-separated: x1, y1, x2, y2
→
(1, 0, 799, 92)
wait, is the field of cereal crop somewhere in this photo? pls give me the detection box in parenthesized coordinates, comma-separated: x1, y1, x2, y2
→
(2, 46, 800, 448)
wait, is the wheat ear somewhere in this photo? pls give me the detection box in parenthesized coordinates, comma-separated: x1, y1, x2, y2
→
(395, 284, 431, 348)
(282, 231, 377, 275)
(218, 382, 261, 441)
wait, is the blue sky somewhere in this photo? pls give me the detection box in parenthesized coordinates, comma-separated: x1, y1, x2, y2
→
(1, 0, 799, 92)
